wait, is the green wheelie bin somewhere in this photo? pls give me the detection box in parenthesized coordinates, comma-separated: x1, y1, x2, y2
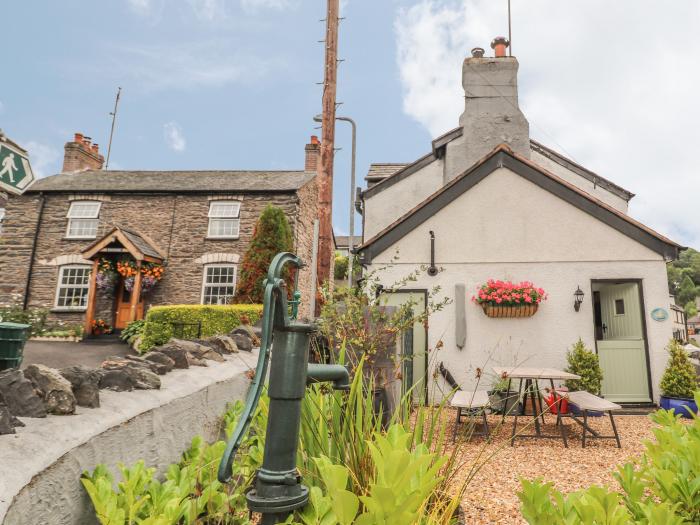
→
(0, 322, 30, 370)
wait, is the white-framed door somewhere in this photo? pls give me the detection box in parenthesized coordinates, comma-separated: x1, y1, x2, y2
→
(592, 280, 652, 403)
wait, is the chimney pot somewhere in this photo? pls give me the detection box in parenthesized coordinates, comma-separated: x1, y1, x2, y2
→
(471, 47, 485, 58)
(310, 135, 320, 145)
(490, 36, 509, 58)
(62, 132, 104, 172)
(92, 143, 99, 153)
(74, 132, 84, 143)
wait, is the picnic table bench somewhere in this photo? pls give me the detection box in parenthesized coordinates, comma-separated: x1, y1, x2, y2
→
(450, 390, 490, 442)
(565, 391, 622, 448)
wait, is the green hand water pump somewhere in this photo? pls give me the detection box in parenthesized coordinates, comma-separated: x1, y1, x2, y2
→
(218, 252, 349, 524)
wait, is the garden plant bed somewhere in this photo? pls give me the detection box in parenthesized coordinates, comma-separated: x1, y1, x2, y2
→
(445, 410, 667, 524)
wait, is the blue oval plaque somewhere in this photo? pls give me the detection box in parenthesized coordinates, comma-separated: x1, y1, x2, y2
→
(651, 308, 669, 322)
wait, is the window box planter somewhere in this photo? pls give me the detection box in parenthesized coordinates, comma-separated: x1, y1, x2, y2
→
(659, 395, 698, 419)
(482, 303, 538, 318)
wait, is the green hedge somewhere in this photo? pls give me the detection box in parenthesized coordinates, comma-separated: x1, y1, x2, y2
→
(140, 304, 263, 352)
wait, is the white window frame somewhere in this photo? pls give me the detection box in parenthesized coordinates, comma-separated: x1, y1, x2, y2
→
(66, 201, 102, 239)
(201, 264, 237, 305)
(54, 264, 92, 310)
(207, 201, 241, 239)
(0, 207, 5, 234)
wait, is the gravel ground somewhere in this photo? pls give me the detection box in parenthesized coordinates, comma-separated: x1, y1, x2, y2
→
(446, 410, 655, 524)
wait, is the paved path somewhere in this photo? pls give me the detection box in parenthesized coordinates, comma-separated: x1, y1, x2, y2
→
(21, 340, 134, 369)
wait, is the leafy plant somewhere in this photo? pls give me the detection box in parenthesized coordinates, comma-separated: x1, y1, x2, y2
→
(472, 279, 547, 306)
(235, 205, 294, 304)
(564, 339, 603, 394)
(518, 391, 700, 524)
(333, 253, 361, 282)
(660, 339, 698, 399)
(120, 319, 146, 344)
(0, 304, 50, 336)
(139, 304, 263, 351)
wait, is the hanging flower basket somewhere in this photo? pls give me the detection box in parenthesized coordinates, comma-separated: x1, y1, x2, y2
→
(481, 303, 539, 318)
(96, 258, 118, 298)
(120, 259, 166, 296)
(472, 279, 547, 318)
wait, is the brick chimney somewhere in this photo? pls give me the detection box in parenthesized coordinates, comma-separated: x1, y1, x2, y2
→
(62, 132, 105, 172)
(304, 135, 321, 172)
(444, 37, 530, 182)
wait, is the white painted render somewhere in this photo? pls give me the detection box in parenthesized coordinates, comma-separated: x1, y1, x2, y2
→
(363, 157, 443, 239)
(366, 167, 673, 402)
(530, 149, 629, 213)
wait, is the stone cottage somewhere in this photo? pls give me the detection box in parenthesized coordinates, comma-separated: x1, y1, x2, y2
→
(0, 133, 320, 333)
(356, 39, 683, 405)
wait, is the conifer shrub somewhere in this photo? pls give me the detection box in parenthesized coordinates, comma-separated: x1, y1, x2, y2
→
(660, 339, 699, 399)
(564, 338, 603, 394)
(235, 205, 294, 304)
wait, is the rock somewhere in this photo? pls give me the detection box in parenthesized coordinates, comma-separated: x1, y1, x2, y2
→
(144, 351, 175, 373)
(165, 338, 225, 362)
(205, 335, 239, 355)
(155, 345, 190, 369)
(99, 369, 135, 391)
(100, 359, 161, 390)
(187, 355, 209, 367)
(24, 364, 76, 415)
(230, 332, 253, 352)
(231, 325, 261, 346)
(0, 392, 24, 435)
(124, 355, 168, 375)
(0, 369, 47, 418)
(60, 366, 101, 408)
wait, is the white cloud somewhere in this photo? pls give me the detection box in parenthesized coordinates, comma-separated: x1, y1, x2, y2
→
(187, 0, 228, 21)
(240, 0, 297, 13)
(126, 0, 157, 16)
(102, 40, 277, 92)
(163, 122, 186, 152)
(395, 0, 700, 249)
(24, 141, 60, 179)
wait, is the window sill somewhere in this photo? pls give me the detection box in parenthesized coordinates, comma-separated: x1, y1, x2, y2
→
(205, 236, 240, 241)
(64, 237, 97, 241)
(50, 307, 87, 313)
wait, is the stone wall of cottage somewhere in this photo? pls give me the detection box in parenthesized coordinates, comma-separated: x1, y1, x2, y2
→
(0, 187, 317, 326)
(292, 178, 318, 319)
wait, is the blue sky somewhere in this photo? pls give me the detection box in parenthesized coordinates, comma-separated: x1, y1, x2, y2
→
(3, 1, 699, 248)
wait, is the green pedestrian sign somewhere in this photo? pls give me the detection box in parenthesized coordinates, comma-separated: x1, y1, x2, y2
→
(0, 132, 35, 195)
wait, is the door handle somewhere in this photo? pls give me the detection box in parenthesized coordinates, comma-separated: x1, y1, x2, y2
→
(602, 323, 608, 333)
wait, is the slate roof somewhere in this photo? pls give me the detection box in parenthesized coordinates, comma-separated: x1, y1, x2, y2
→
(121, 228, 164, 259)
(27, 170, 315, 193)
(366, 164, 409, 186)
(357, 144, 682, 262)
(334, 235, 362, 249)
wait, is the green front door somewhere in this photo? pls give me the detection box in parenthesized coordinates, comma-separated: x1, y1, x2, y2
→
(593, 281, 651, 403)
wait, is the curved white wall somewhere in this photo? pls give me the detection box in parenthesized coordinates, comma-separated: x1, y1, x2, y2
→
(0, 352, 257, 525)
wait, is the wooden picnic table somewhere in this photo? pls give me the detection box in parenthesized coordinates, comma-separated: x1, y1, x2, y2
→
(493, 366, 581, 447)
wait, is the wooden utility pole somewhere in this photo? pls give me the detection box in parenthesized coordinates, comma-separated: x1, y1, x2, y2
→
(317, 0, 339, 301)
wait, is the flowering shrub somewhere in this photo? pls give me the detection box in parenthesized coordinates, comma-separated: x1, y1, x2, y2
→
(472, 279, 547, 306)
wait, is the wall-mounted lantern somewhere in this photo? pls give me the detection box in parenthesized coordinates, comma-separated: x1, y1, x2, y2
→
(574, 286, 585, 312)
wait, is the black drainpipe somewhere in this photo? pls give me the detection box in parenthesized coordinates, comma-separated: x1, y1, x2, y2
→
(23, 193, 46, 310)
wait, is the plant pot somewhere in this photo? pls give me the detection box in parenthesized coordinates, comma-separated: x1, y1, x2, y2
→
(488, 390, 520, 415)
(659, 395, 698, 419)
(481, 303, 538, 318)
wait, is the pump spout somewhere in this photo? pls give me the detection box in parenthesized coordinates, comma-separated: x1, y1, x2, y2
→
(307, 363, 350, 391)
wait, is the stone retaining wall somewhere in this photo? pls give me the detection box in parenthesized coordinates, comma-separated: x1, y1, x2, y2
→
(0, 351, 257, 525)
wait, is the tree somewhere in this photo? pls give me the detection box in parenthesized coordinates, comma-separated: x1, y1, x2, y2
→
(564, 339, 603, 394)
(235, 205, 294, 304)
(678, 275, 699, 314)
(659, 339, 698, 399)
(667, 247, 700, 300)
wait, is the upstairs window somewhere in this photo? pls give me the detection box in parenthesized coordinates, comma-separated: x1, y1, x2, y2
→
(208, 201, 240, 238)
(55, 265, 91, 309)
(201, 264, 237, 304)
(66, 201, 101, 239)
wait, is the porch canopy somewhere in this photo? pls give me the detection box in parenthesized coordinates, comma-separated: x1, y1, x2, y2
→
(81, 227, 165, 334)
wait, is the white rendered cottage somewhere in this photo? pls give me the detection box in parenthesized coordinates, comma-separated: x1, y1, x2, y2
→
(356, 42, 682, 405)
